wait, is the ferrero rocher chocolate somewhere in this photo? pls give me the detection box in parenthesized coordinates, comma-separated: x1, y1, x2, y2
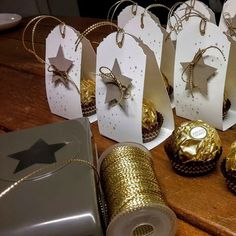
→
(172, 120, 221, 162)
(221, 141, 236, 194)
(142, 99, 163, 143)
(80, 79, 96, 116)
(165, 120, 222, 176)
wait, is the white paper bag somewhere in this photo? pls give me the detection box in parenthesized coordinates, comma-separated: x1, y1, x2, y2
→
(46, 25, 97, 122)
(174, 17, 236, 130)
(96, 31, 174, 150)
(124, 10, 175, 106)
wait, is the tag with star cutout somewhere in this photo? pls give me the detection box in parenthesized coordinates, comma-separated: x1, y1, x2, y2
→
(46, 24, 96, 122)
(174, 16, 236, 131)
(181, 49, 217, 96)
(96, 31, 174, 150)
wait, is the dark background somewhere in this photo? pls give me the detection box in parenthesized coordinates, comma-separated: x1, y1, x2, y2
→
(78, 0, 224, 24)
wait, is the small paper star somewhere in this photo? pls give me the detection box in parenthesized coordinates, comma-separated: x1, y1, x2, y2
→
(102, 59, 132, 106)
(48, 45, 73, 85)
(181, 51, 217, 96)
(226, 14, 236, 37)
(8, 139, 66, 173)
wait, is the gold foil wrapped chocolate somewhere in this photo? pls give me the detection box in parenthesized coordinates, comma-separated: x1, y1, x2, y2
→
(142, 99, 158, 130)
(225, 141, 236, 171)
(80, 79, 95, 105)
(172, 120, 221, 162)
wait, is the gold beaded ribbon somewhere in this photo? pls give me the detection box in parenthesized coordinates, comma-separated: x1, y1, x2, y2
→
(0, 157, 99, 199)
(100, 145, 166, 234)
(181, 46, 226, 97)
(75, 21, 125, 51)
(167, 3, 208, 37)
(223, 12, 236, 37)
(99, 66, 131, 107)
(107, 0, 138, 23)
(22, 15, 80, 94)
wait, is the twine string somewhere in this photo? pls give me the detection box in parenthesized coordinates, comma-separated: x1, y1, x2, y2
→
(107, 0, 138, 24)
(75, 21, 125, 51)
(99, 66, 131, 106)
(22, 15, 80, 93)
(181, 46, 226, 97)
(223, 12, 236, 37)
(140, 4, 180, 29)
(0, 157, 99, 199)
(167, 2, 206, 37)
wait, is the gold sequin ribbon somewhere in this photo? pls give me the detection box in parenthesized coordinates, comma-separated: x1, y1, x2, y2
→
(0, 158, 99, 199)
(181, 46, 226, 97)
(223, 12, 236, 37)
(100, 145, 166, 235)
(99, 66, 131, 106)
(22, 15, 80, 94)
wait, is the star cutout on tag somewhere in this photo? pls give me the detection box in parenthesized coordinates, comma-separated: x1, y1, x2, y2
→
(8, 139, 66, 173)
(48, 45, 73, 86)
(181, 50, 217, 96)
(101, 59, 132, 107)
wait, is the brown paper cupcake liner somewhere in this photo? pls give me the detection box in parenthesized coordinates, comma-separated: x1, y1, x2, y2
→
(221, 159, 236, 194)
(82, 102, 96, 117)
(142, 112, 163, 143)
(167, 85, 173, 97)
(164, 142, 222, 177)
(223, 99, 231, 119)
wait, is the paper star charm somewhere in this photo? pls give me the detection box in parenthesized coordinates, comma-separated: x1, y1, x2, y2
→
(100, 59, 132, 107)
(181, 50, 217, 96)
(226, 14, 236, 37)
(8, 139, 66, 173)
(48, 45, 73, 86)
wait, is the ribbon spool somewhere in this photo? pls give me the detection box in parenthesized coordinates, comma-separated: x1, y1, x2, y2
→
(98, 142, 176, 236)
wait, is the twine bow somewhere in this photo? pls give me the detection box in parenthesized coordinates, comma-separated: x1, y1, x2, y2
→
(22, 15, 80, 94)
(181, 46, 226, 97)
(99, 63, 132, 107)
(47, 65, 69, 86)
(223, 12, 236, 37)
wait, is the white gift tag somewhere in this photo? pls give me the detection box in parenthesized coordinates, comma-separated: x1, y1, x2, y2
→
(174, 17, 236, 131)
(219, 0, 236, 41)
(123, 12, 175, 106)
(166, 0, 216, 43)
(118, 5, 160, 28)
(96, 32, 174, 150)
(46, 25, 96, 122)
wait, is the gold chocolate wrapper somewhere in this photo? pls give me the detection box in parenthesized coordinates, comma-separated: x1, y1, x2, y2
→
(81, 79, 95, 105)
(172, 120, 221, 162)
(142, 99, 158, 130)
(225, 141, 236, 171)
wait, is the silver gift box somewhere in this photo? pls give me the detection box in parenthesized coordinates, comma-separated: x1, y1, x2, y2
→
(0, 118, 103, 236)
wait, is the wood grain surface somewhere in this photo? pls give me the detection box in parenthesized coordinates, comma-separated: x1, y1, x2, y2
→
(0, 16, 235, 236)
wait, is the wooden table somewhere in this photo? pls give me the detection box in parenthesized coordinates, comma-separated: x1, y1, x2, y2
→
(0, 16, 235, 236)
